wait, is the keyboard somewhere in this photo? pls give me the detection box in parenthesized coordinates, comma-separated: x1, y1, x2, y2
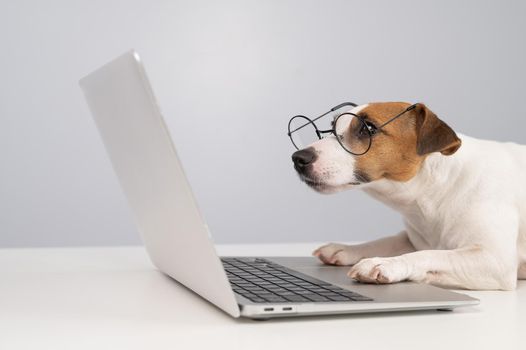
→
(221, 257, 373, 304)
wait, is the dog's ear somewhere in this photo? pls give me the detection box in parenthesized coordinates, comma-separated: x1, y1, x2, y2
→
(413, 103, 461, 156)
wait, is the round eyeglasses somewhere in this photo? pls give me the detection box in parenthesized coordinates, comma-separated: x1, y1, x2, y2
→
(287, 102, 416, 156)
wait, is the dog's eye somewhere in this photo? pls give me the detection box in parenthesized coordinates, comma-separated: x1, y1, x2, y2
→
(359, 121, 377, 136)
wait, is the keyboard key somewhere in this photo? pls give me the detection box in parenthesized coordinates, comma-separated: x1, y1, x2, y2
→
(328, 296, 352, 301)
(266, 278, 284, 282)
(305, 295, 331, 302)
(241, 292, 258, 298)
(294, 290, 316, 295)
(338, 291, 364, 297)
(248, 297, 266, 303)
(265, 285, 284, 289)
(284, 295, 310, 302)
(263, 296, 287, 303)
(279, 291, 297, 296)
(295, 282, 313, 286)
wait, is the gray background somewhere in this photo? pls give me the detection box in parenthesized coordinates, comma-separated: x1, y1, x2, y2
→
(1, 0, 525, 247)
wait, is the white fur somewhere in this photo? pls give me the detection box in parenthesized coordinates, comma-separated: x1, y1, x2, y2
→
(313, 133, 526, 290)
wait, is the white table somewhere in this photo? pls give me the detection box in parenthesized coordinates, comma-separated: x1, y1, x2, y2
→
(0, 243, 524, 350)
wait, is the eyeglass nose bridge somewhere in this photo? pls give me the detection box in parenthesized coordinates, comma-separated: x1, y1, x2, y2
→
(316, 129, 334, 139)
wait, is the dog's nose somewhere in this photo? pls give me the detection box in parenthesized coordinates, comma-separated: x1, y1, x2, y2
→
(292, 149, 317, 169)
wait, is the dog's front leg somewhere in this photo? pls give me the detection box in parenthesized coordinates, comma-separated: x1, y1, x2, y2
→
(349, 247, 518, 290)
(313, 231, 415, 266)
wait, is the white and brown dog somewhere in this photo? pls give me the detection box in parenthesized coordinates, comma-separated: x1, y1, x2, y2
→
(292, 102, 526, 290)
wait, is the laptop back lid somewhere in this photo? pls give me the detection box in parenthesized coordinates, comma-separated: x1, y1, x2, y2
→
(79, 51, 240, 318)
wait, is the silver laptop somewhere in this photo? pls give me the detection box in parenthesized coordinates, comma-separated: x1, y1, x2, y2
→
(79, 51, 479, 319)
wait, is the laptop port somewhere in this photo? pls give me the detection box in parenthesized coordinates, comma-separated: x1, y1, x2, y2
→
(282, 307, 292, 311)
(263, 307, 274, 312)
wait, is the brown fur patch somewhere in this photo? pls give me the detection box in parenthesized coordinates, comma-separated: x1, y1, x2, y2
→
(352, 102, 460, 182)
(414, 103, 461, 156)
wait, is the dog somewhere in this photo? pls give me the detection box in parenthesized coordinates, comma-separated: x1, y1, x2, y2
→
(291, 102, 526, 290)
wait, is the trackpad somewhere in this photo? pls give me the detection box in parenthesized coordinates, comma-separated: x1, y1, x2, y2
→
(265, 256, 355, 286)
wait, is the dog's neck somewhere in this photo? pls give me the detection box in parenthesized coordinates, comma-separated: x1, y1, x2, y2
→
(360, 140, 467, 215)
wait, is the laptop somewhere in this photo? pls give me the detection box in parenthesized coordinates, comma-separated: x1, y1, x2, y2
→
(79, 51, 479, 319)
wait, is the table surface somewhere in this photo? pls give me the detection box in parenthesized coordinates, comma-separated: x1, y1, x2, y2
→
(0, 243, 524, 350)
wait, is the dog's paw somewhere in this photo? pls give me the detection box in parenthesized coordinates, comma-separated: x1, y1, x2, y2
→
(347, 257, 409, 284)
(312, 243, 363, 266)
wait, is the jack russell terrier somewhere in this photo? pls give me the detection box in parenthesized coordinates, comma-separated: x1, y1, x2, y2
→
(290, 102, 526, 290)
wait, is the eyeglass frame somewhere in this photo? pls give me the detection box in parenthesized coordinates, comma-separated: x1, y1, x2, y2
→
(287, 102, 417, 155)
